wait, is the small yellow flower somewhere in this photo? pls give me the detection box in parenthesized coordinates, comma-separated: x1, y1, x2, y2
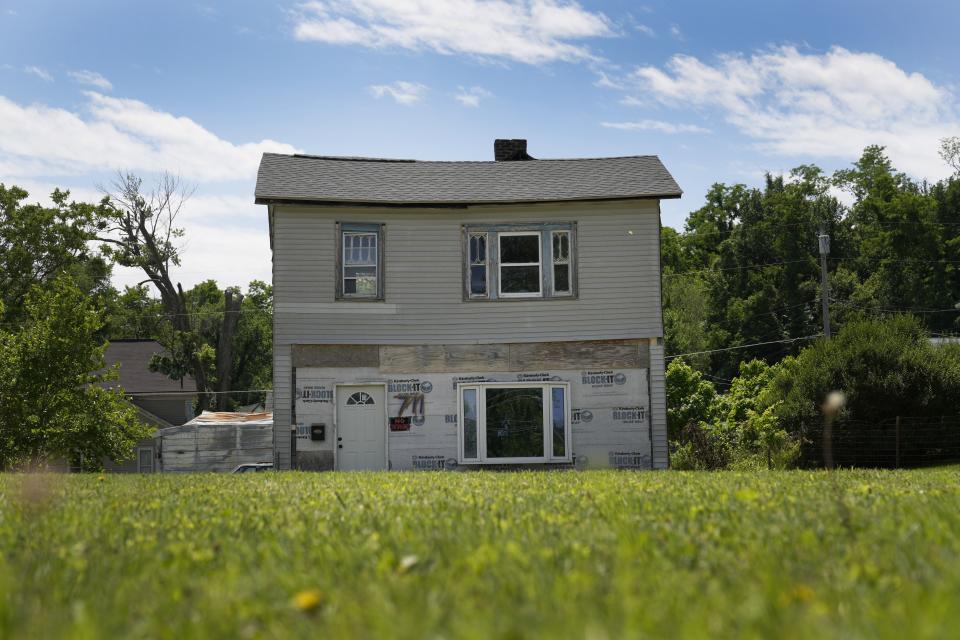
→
(292, 589, 325, 613)
(98, 475, 106, 482)
(791, 584, 816, 603)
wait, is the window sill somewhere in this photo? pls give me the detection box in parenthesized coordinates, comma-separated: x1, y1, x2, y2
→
(458, 457, 573, 465)
(462, 295, 578, 302)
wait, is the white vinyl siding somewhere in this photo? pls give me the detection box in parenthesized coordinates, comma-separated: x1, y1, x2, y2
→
(272, 201, 662, 343)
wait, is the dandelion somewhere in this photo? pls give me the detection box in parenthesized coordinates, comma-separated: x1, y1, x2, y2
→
(292, 589, 325, 613)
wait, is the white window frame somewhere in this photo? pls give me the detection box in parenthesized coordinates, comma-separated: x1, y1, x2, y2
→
(497, 231, 542, 298)
(550, 229, 572, 296)
(457, 381, 572, 464)
(468, 231, 489, 298)
(341, 231, 379, 298)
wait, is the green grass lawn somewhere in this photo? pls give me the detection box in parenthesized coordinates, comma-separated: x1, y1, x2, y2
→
(2, 469, 960, 639)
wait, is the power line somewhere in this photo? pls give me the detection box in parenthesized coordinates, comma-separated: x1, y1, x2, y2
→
(831, 257, 960, 265)
(0, 306, 271, 329)
(833, 300, 960, 315)
(664, 259, 812, 278)
(666, 334, 822, 360)
(667, 220, 818, 242)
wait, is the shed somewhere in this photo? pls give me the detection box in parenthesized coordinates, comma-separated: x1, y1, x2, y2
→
(155, 411, 274, 472)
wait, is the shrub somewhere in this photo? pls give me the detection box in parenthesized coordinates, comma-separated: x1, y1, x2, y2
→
(667, 359, 799, 469)
(766, 315, 960, 467)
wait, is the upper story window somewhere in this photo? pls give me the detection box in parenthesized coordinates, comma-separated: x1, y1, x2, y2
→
(336, 222, 385, 300)
(468, 232, 488, 296)
(551, 230, 571, 295)
(464, 223, 576, 300)
(498, 231, 541, 297)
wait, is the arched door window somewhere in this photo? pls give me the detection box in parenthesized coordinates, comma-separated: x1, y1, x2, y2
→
(346, 391, 375, 406)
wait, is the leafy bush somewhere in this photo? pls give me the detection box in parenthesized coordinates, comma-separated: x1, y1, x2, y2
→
(666, 359, 799, 470)
(767, 315, 960, 467)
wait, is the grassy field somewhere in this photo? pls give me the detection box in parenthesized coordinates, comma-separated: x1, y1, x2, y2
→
(2, 470, 960, 639)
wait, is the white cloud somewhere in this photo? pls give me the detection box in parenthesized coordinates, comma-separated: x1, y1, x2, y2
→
(634, 45, 960, 179)
(669, 24, 682, 39)
(602, 119, 710, 134)
(369, 80, 427, 105)
(593, 70, 623, 90)
(24, 65, 53, 82)
(67, 69, 113, 91)
(109, 221, 272, 291)
(0, 92, 298, 181)
(454, 85, 492, 107)
(15, 181, 271, 291)
(0, 91, 296, 290)
(292, 0, 614, 65)
(635, 24, 655, 37)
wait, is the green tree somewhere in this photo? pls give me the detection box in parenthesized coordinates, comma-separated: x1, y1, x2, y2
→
(146, 280, 273, 408)
(0, 277, 151, 469)
(834, 146, 950, 330)
(231, 281, 273, 404)
(666, 169, 844, 378)
(0, 185, 114, 324)
(102, 284, 166, 340)
(101, 174, 245, 409)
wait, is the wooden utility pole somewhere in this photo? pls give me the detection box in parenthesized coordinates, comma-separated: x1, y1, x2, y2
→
(818, 224, 832, 338)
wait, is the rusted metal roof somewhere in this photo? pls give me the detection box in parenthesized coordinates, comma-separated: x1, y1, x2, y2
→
(184, 411, 273, 426)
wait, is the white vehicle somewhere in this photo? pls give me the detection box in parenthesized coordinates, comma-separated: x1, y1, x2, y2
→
(231, 463, 274, 473)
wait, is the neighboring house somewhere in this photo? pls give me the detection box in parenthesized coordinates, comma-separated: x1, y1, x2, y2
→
(155, 411, 273, 473)
(255, 139, 681, 471)
(100, 340, 198, 473)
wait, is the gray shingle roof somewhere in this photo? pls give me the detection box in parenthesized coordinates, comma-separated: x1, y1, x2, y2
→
(102, 341, 197, 394)
(254, 153, 682, 205)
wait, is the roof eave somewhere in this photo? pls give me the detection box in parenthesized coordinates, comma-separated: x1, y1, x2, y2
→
(254, 192, 682, 208)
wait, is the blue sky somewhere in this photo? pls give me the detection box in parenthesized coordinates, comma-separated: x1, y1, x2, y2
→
(2, 0, 958, 289)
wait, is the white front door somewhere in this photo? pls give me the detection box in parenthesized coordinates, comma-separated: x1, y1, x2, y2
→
(336, 385, 387, 470)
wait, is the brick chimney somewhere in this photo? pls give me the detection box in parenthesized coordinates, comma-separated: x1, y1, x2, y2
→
(494, 139, 534, 161)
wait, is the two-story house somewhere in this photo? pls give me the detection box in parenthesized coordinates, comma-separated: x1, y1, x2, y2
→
(255, 139, 681, 471)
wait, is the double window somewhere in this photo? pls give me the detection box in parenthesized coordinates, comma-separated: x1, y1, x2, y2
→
(464, 224, 575, 300)
(335, 222, 573, 302)
(458, 382, 571, 464)
(337, 223, 384, 300)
